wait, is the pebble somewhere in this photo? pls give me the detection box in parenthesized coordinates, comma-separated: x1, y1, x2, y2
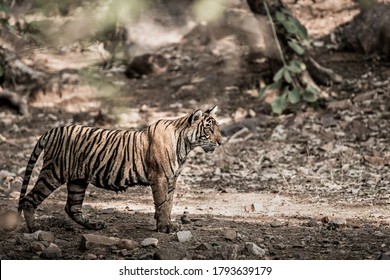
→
(245, 242, 266, 257)
(31, 241, 46, 253)
(224, 229, 237, 241)
(252, 202, 264, 212)
(41, 243, 62, 259)
(270, 220, 285, 228)
(141, 238, 159, 247)
(80, 234, 120, 250)
(118, 239, 139, 250)
(328, 218, 347, 228)
(306, 219, 318, 227)
(181, 215, 191, 224)
(85, 253, 98, 260)
(177, 231, 193, 243)
(38, 231, 54, 242)
(379, 251, 390, 260)
(220, 244, 240, 260)
(195, 243, 213, 251)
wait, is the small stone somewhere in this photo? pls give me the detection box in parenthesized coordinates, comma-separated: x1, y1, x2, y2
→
(181, 215, 191, 224)
(31, 241, 46, 253)
(38, 231, 54, 242)
(80, 234, 120, 250)
(141, 238, 159, 247)
(220, 244, 240, 260)
(270, 220, 285, 228)
(379, 251, 390, 260)
(373, 231, 385, 237)
(119, 249, 131, 257)
(177, 231, 193, 243)
(224, 229, 237, 241)
(245, 242, 266, 257)
(85, 253, 98, 260)
(117, 239, 139, 250)
(195, 243, 213, 251)
(252, 202, 263, 212)
(329, 218, 347, 227)
(17, 167, 26, 175)
(41, 243, 62, 259)
(99, 208, 116, 214)
(306, 219, 318, 227)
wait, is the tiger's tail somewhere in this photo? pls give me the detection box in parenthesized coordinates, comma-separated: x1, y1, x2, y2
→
(17, 132, 48, 214)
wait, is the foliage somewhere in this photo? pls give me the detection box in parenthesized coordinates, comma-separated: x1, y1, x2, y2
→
(259, 4, 319, 114)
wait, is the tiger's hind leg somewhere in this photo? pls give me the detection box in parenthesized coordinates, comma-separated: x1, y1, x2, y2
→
(65, 181, 106, 230)
(20, 173, 61, 232)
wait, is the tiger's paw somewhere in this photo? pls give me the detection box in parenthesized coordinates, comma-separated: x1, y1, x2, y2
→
(156, 221, 180, 233)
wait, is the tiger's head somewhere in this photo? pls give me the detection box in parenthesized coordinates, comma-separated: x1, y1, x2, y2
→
(187, 105, 222, 153)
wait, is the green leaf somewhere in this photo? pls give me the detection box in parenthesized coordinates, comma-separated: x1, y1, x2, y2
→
(271, 96, 287, 115)
(290, 17, 309, 40)
(303, 86, 319, 102)
(287, 60, 306, 73)
(288, 39, 305, 55)
(275, 11, 286, 22)
(259, 85, 270, 98)
(283, 68, 292, 83)
(288, 88, 301, 104)
(282, 20, 299, 34)
(259, 81, 282, 97)
(273, 67, 285, 82)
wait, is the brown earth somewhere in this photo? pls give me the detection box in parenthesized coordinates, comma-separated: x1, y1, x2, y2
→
(0, 0, 389, 260)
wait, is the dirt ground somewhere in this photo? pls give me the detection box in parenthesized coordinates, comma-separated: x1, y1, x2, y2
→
(0, 0, 389, 260)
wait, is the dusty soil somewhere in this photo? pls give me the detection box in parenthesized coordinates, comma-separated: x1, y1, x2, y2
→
(0, 0, 389, 260)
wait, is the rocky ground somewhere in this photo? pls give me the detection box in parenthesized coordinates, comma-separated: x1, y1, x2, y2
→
(0, 0, 390, 260)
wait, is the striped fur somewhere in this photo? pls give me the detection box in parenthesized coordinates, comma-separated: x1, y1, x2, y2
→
(18, 106, 222, 233)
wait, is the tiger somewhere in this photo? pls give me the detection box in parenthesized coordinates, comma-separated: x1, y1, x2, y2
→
(17, 105, 222, 233)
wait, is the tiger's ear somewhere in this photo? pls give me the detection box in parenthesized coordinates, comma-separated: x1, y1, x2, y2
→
(205, 105, 218, 116)
(188, 109, 203, 125)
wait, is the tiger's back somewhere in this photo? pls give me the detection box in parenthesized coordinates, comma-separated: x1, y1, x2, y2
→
(18, 106, 222, 233)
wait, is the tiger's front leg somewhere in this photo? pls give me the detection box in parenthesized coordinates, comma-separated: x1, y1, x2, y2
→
(151, 177, 177, 233)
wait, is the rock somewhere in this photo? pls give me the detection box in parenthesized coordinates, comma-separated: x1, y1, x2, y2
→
(379, 251, 390, 260)
(233, 108, 248, 122)
(38, 231, 54, 242)
(363, 155, 386, 166)
(119, 249, 131, 257)
(252, 202, 264, 212)
(329, 218, 347, 227)
(245, 242, 266, 257)
(177, 231, 193, 243)
(41, 243, 62, 259)
(154, 245, 186, 260)
(306, 219, 318, 227)
(117, 239, 139, 250)
(85, 253, 98, 260)
(224, 229, 237, 241)
(80, 234, 120, 250)
(181, 215, 191, 224)
(31, 241, 46, 253)
(176, 85, 195, 99)
(270, 220, 286, 228)
(220, 244, 240, 260)
(195, 243, 213, 251)
(0, 170, 16, 181)
(141, 238, 159, 248)
(23, 230, 42, 241)
(373, 231, 385, 237)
